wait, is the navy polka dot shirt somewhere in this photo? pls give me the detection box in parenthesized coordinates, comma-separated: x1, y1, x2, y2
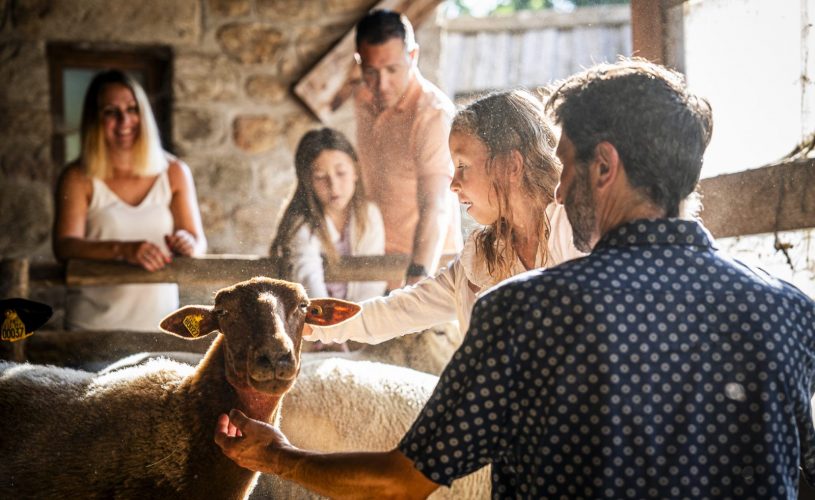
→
(399, 219, 815, 498)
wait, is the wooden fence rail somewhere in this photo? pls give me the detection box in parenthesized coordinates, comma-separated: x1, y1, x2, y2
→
(15, 253, 460, 290)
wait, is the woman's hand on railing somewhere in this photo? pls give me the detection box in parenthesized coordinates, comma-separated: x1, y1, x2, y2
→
(165, 230, 198, 257)
(123, 241, 171, 272)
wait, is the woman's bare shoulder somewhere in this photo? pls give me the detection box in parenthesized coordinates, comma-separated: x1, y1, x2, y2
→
(58, 162, 92, 189)
(165, 154, 194, 188)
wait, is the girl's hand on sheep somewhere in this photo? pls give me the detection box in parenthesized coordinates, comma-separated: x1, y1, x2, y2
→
(124, 241, 171, 272)
(215, 410, 294, 474)
(165, 230, 197, 256)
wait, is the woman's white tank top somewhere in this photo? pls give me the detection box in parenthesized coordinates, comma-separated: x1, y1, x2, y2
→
(65, 170, 179, 331)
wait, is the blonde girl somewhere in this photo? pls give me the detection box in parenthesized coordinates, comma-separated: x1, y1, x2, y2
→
(305, 89, 583, 347)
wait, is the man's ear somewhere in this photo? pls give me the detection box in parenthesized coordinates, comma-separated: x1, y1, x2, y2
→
(408, 45, 419, 67)
(592, 141, 621, 190)
(160, 305, 219, 339)
(306, 299, 361, 327)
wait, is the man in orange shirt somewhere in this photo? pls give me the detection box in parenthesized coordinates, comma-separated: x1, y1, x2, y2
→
(354, 9, 462, 286)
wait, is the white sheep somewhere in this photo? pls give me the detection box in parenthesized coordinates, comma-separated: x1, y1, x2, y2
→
(303, 320, 461, 375)
(252, 357, 491, 499)
(0, 277, 357, 498)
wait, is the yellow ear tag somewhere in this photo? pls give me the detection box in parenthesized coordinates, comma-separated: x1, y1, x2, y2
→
(182, 314, 204, 338)
(1, 310, 32, 342)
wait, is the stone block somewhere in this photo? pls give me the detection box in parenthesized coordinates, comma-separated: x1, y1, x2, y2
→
(0, 106, 51, 138)
(0, 142, 53, 183)
(245, 75, 288, 104)
(325, 0, 374, 16)
(0, 42, 49, 106)
(196, 194, 229, 235)
(8, 0, 199, 44)
(217, 23, 285, 64)
(173, 108, 227, 154)
(233, 115, 281, 154)
(232, 199, 284, 254)
(174, 52, 241, 102)
(256, 0, 320, 21)
(0, 177, 52, 259)
(256, 150, 296, 200)
(283, 112, 319, 153)
(201, 155, 254, 195)
(208, 0, 250, 17)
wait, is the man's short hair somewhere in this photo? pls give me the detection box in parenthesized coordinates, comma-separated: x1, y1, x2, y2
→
(355, 9, 417, 51)
(547, 58, 714, 218)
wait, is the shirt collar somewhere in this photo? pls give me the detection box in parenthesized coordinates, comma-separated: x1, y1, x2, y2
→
(393, 74, 421, 113)
(596, 218, 717, 251)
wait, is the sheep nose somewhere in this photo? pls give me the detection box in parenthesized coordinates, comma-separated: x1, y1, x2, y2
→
(274, 353, 297, 381)
(255, 353, 273, 370)
(251, 351, 297, 381)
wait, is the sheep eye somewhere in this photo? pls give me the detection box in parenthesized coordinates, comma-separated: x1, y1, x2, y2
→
(214, 309, 227, 317)
(299, 302, 309, 312)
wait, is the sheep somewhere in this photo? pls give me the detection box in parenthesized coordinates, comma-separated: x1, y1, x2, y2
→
(311, 321, 462, 375)
(252, 357, 491, 500)
(0, 277, 358, 499)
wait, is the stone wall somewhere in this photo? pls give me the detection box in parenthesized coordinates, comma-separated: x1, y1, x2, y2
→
(0, 0, 442, 259)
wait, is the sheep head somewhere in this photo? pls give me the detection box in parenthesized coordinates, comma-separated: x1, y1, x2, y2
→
(159, 277, 360, 400)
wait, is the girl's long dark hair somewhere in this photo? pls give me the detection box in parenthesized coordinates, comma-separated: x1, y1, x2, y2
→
(270, 128, 368, 274)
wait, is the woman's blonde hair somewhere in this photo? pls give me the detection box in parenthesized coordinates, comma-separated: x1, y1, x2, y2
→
(452, 89, 561, 282)
(270, 128, 369, 272)
(79, 70, 167, 178)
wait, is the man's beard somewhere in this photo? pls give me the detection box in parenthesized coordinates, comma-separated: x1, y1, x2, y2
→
(564, 172, 597, 253)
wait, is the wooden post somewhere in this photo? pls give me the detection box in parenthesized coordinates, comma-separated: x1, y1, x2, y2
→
(630, 0, 664, 63)
(0, 258, 30, 362)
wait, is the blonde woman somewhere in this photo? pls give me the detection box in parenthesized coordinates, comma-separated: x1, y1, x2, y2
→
(53, 70, 206, 331)
(307, 89, 584, 347)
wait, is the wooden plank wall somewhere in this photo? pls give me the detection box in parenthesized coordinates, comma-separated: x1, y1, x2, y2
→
(439, 5, 631, 98)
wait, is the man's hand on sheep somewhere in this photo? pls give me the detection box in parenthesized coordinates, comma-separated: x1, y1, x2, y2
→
(215, 410, 441, 499)
(215, 409, 291, 474)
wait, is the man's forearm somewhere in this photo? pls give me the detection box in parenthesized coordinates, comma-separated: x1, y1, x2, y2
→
(275, 448, 438, 500)
(411, 179, 451, 274)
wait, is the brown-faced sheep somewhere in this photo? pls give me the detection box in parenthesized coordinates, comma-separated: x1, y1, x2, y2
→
(0, 277, 358, 498)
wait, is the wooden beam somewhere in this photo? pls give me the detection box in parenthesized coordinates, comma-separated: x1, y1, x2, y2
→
(440, 4, 630, 33)
(293, 0, 443, 123)
(56, 253, 459, 288)
(630, 0, 664, 63)
(699, 158, 815, 239)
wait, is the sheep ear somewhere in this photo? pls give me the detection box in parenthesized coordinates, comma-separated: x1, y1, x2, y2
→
(305, 299, 361, 326)
(0, 298, 53, 343)
(160, 305, 219, 339)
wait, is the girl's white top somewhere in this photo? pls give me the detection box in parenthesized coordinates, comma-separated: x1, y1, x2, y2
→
(308, 203, 584, 346)
(65, 170, 179, 331)
(286, 202, 387, 302)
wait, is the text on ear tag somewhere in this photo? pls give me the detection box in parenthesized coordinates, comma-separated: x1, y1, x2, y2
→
(183, 314, 204, 338)
(1, 310, 32, 342)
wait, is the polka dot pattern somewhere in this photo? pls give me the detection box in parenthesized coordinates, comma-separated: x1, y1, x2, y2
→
(399, 219, 815, 498)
